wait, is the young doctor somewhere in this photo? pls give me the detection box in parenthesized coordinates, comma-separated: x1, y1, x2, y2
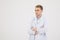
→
(29, 4, 47, 40)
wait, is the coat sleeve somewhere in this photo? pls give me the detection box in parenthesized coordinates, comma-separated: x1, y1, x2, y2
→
(37, 18, 47, 36)
(28, 18, 36, 35)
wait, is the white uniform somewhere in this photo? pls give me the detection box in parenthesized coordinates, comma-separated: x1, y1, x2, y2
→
(29, 16, 47, 40)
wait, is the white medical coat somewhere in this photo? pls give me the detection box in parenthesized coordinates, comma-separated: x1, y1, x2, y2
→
(29, 16, 47, 40)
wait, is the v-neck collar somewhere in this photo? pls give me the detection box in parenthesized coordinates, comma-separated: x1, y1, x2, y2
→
(36, 16, 43, 21)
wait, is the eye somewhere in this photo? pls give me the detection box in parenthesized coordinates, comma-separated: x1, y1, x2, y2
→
(35, 10, 39, 11)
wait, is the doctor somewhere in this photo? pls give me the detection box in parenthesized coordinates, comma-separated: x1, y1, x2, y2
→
(29, 4, 47, 40)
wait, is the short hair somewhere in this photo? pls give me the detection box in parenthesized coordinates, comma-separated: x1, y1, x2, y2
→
(35, 4, 43, 10)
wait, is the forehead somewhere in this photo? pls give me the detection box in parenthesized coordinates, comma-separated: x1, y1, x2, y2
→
(35, 7, 41, 10)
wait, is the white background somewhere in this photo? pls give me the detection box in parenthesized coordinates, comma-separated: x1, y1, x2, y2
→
(0, 0, 60, 40)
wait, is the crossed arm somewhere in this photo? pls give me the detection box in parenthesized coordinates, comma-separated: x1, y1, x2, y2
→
(31, 24, 44, 36)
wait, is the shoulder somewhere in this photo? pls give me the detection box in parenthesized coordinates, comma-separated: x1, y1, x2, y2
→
(31, 17, 37, 25)
(32, 17, 36, 22)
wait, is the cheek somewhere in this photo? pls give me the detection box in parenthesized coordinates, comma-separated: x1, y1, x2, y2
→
(39, 11, 42, 14)
(37, 11, 41, 14)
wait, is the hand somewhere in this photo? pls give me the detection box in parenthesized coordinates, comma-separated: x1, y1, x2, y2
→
(31, 27, 38, 36)
(32, 27, 37, 32)
(35, 31, 38, 36)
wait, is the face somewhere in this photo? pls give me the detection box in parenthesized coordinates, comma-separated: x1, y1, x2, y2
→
(35, 7, 43, 18)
